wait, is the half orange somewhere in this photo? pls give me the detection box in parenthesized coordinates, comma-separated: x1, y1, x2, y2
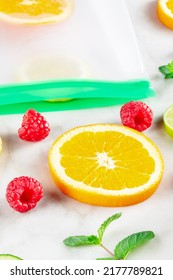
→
(157, 0, 173, 29)
(48, 124, 164, 207)
(0, 0, 74, 25)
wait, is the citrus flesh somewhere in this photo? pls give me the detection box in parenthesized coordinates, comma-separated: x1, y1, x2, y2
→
(0, 0, 74, 25)
(48, 124, 164, 207)
(163, 105, 173, 137)
(158, 0, 173, 29)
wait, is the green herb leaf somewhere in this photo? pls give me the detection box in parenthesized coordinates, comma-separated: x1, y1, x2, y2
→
(159, 65, 170, 75)
(97, 212, 122, 242)
(165, 73, 173, 79)
(167, 61, 173, 72)
(63, 235, 100, 247)
(159, 60, 173, 79)
(114, 231, 155, 260)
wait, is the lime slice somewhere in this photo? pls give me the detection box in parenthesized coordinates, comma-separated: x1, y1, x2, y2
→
(16, 53, 90, 102)
(163, 105, 173, 137)
(0, 254, 22, 260)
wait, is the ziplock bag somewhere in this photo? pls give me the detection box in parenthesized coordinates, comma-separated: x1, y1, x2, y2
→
(0, 0, 155, 114)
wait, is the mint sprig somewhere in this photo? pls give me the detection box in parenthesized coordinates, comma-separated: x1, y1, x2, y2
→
(63, 213, 155, 260)
(159, 60, 173, 79)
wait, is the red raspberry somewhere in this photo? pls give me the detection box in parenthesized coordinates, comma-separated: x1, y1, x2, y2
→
(6, 176, 44, 213)
(18, 109, 50, 141)
(120, 101, 153, 132)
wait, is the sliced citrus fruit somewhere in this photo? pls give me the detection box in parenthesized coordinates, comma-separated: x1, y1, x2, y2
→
(16, 53, 89, 102)
(163, 105, 173, 137)
(48, 124, 164, 207)
(0, 254, 22, 260)
(157, 0, 173, 29)
(16, 54, 89, 82)
(0, 0, 74, 25)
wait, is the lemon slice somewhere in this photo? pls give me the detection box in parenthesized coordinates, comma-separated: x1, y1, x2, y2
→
(17, 54, 89, 82)
(16, 54, 90, 101)
(163, 105, 173, 137)
(157, 0, 173, 29)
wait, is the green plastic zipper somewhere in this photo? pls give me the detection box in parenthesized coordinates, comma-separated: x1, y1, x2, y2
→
(0, 79, 155, 114)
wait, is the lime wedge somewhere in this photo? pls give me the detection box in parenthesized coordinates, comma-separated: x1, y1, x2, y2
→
(163, 105, 173, 137)
(0, 254, 22, 260)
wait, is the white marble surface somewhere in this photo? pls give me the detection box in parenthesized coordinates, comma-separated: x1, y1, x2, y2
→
(0, 0, 173, 260)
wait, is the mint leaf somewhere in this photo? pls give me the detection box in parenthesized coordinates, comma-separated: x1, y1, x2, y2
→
(159, 60, 173, 79)
(97, 212, 122, 242)
(165, 73, 173, 79)
(159, 65, 171, 75)
(167, 61, 173, 72)
(114, 231, 155, 260)
(63, 235, 99, 247)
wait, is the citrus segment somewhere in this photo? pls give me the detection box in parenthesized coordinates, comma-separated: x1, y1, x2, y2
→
(163, 105, 173, 137)
(48, 124, 164, 207)
(0, 0, 74, 25)
(157, 0, 173, 29)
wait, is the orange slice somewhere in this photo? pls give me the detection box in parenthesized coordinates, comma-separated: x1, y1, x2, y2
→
(157, 0, 173, 29)
(48, 124, 164, 207)
(0, 0, 74, 25)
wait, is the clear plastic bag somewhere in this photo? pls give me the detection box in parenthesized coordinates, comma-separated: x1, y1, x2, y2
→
(0, 0, 155, 114)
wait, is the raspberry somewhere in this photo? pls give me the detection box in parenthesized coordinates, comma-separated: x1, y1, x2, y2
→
(120, 101, 153, 132)
(6, 176, 44, 212)
(18, 109, 50, 141)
